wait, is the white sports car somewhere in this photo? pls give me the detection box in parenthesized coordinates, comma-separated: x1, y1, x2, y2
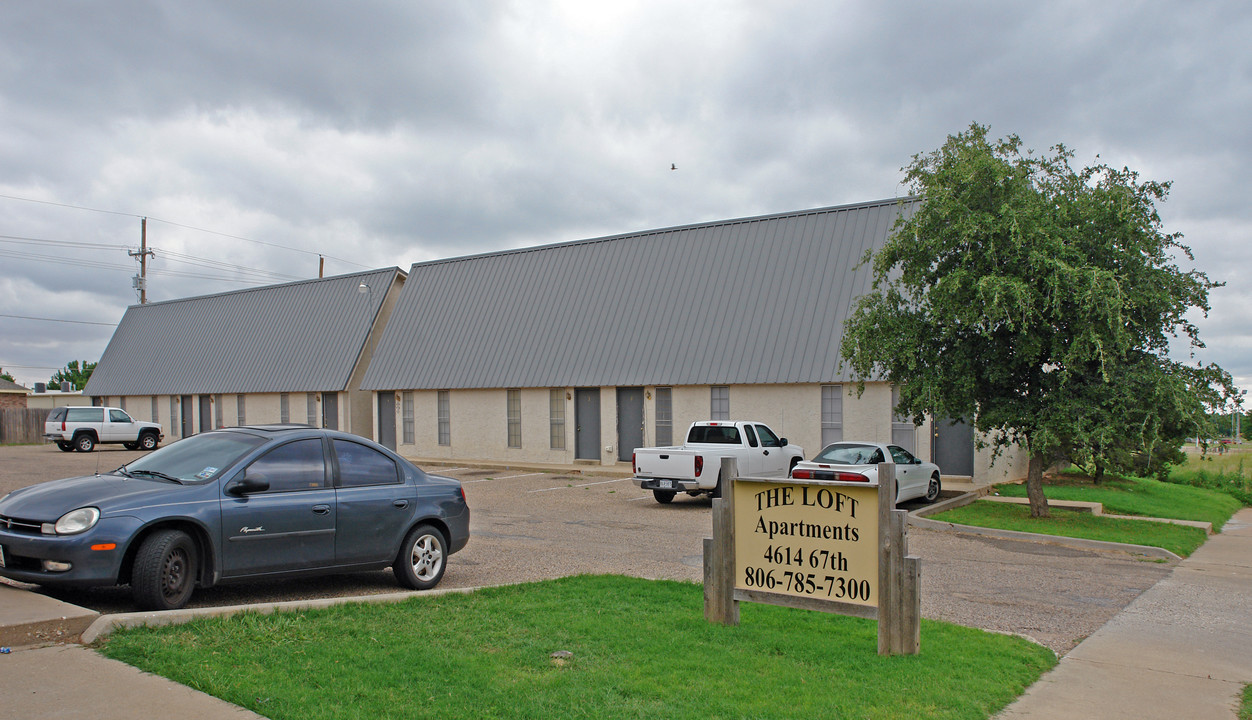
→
(789, 441, 942, 504)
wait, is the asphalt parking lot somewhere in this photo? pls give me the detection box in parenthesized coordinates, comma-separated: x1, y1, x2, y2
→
(0, 443, 1174, 655)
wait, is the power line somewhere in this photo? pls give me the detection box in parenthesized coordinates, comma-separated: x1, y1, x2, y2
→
(0, 192, 371, 269)
(0, 314, 118, 327)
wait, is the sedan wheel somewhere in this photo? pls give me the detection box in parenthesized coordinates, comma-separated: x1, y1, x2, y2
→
(132, 529, 197, 610)
(394, 524, 447, 590)
(924, 474, 942, 503)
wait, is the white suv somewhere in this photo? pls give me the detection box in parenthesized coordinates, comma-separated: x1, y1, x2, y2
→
(44, 406, 164, 452)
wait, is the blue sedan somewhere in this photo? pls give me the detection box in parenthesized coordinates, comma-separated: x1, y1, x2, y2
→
(0, 425, 470, 610)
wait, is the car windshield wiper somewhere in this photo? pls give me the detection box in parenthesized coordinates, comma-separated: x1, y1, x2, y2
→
(128, 469, 184, 485)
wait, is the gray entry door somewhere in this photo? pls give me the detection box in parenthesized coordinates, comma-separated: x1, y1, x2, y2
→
(575, 388, 601, 460)
(180, 396, 194, 437)
(934, 416, 974, 477)
(198, 395, 212, 432)
(321, 392, 339, 430)
(377, 392, 396, 451)
(616, 387, 644, 462)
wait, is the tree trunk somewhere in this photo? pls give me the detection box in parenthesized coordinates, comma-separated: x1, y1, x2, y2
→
(1093, 460, 1105, 485)
(1026, 452, 1050, 518)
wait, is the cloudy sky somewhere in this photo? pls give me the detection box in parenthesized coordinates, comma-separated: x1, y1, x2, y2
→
(1, 1, 1249, 401)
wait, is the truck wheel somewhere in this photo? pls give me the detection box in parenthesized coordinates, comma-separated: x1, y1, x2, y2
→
(711, 473, 724, 499)
(653, 489, 676, 504)
(138, 432, 159, 451)
(132, 529, 198, 610)
(56, 441, 75, 452)
(74, 433, 96, 452)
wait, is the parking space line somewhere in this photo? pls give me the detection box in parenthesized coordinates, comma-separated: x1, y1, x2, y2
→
(461, 472, 545, 484)
(528, 478, 630, 493)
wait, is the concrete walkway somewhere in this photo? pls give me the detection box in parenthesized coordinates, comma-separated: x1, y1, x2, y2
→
(997, 507, 1252, 719)
(2, 508, 1250, 720)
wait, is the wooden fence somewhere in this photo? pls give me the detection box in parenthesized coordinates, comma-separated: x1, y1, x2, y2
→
(0, 408, 51, 445)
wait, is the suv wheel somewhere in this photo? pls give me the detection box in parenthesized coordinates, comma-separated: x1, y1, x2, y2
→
(138, 432, 159, 451)
(56, 441, 75, 452)
(74, 434, 96, 452)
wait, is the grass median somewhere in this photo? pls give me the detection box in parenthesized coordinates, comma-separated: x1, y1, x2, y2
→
(96, 574, 1055, 720)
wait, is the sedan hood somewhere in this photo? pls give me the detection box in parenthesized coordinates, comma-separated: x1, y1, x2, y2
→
(0, 473, 187, 521)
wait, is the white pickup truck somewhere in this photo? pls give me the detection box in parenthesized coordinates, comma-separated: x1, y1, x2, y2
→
(632, 421, 804, 504)
(44, 406, 164, 452)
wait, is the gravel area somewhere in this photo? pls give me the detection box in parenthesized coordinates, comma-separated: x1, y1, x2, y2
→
(0, 444, 1174, 655)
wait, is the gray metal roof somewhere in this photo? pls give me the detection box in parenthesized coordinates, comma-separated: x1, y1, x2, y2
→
(84, 268, 402, 397)
(362, 198, 915, 391)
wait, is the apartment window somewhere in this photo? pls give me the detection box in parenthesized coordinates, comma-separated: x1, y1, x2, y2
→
(437, 391, 450, 446)
(151, 396, 159, 424)
(280, 393, 290, 423)
(118, 397, 126, 412)
(237, 395, 246, 426)
(891, 385, 916, 454)
(821, 385, 843, 447)
(549, 389, 565, 450)
(307, 393, 318, 427)
(169, 397, 178, 437)
(214, 394, 223, 429)
(655, 387, 673, 446)
(506, 389, 522, 448)
(402, 391, 415, 445)
(710, 386, 730, 421)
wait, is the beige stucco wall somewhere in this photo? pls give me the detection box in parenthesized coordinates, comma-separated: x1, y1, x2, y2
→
(390, 381, 950, 470)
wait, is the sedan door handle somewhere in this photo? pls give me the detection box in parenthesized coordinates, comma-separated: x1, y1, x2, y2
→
(393, 500, 409, 509)
(312, 504, 332, 515)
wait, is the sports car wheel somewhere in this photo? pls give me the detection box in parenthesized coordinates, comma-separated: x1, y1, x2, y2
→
(924, 474, 942, 503)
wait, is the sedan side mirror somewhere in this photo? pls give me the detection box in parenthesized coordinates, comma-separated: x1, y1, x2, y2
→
(228, 472, 269, 496)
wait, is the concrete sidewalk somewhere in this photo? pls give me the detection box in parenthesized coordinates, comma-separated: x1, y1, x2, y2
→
(997, 507, 1252, 719)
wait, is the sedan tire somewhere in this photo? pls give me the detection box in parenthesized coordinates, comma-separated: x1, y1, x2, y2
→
(132, 529, 197, 610)
(394, 524, 447, 591)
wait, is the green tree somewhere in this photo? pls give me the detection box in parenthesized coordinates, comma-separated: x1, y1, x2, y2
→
(840, 123, 1226, 517)
(50, 360, 96, 391)
(0, 368, 15, 383)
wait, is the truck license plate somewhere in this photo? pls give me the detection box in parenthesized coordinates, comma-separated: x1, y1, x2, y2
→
(658, 480, 672, 489)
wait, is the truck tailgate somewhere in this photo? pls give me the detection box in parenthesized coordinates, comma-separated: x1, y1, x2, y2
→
(633, 448, 700, 480)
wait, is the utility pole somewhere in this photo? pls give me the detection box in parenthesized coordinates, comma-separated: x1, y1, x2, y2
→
(128, 217, 155, 303)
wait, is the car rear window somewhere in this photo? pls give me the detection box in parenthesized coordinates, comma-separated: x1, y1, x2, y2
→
(48, 408, 67, 422)
(813, 443, 882, 465)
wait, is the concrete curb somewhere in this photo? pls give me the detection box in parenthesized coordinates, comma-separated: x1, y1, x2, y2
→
(908, 492, 1183, 562)
(81, 584, 485, 645)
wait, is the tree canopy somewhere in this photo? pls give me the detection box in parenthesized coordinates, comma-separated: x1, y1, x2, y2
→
(50, 359, 96, 391)
(840, 123, 1232, 516)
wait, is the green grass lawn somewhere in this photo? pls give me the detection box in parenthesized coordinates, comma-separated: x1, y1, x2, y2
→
(932, 501, 1208, 557)
(96, 575, 1055, 720)
(990, 474, 1241, 531)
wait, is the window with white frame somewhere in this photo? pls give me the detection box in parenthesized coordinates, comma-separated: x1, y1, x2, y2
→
(891, 385, 915, 453)
(236, 395, 246, 426)
(821, 385, 843, 447)
(549, 389, 565, 450)
(710, 386, 730, 421)
(507, 389, 522, 448)
(437, 391, 450, 446)
(169, 397, 179, 436)
(402, 391, 415, 445)
(151, 396, 159, 424)
(280, 393, 290, 423)
(214, 394, 223, 429)
(307, 393, 318, 427)
(655, 387, 673, 446)
(118, 397, 126, 412)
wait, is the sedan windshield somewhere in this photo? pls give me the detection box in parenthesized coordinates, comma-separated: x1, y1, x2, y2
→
(813, 443, 881, 465)
(124, 432, 266, 483)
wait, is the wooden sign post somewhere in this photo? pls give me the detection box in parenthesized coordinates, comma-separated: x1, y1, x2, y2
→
(704, 457, 920, 656)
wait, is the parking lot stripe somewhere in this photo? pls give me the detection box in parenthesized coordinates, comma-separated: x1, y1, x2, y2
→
(528, 478, 629, 493)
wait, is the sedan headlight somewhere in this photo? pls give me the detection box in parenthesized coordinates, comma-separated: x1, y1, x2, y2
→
(47, 507, 101, 535)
